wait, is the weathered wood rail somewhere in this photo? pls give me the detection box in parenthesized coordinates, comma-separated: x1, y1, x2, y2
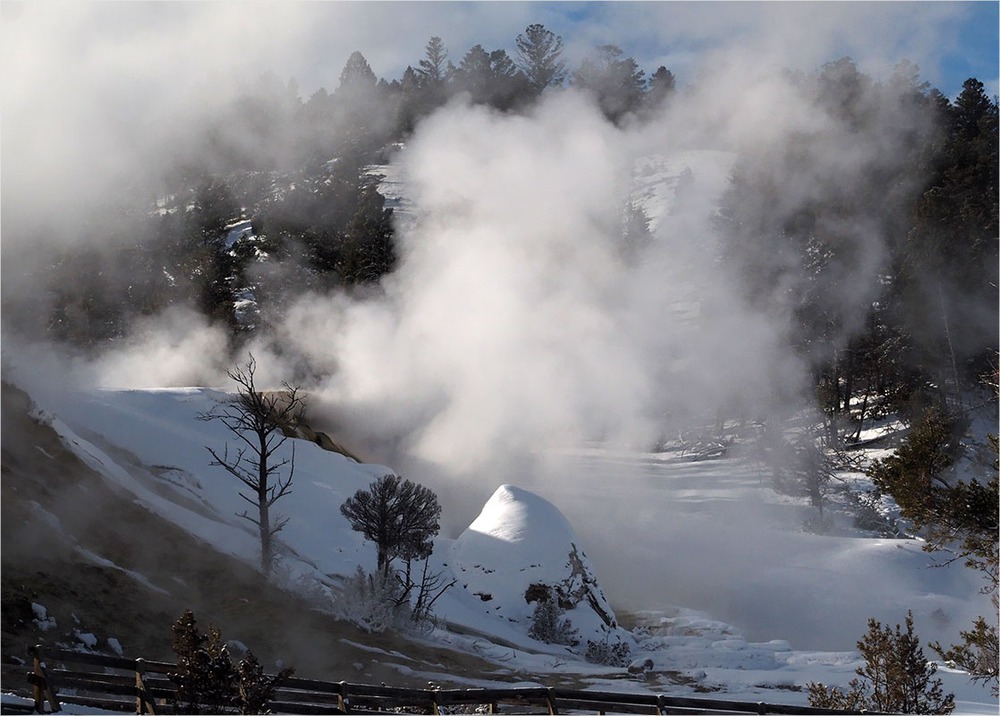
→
(15, 645, 865, 715)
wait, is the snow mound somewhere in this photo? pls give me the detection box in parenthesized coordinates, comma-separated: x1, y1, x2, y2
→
(448, 485, 625, 649)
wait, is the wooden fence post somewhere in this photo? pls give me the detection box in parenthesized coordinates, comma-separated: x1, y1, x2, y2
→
(545, 686, 558, 715)
(337, 680, 348, 713)
(27, 645, 60, 714)
(134, 658, 156, 715)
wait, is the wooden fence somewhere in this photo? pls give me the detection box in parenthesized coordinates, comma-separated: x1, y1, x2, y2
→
(14, 645, 863, 715)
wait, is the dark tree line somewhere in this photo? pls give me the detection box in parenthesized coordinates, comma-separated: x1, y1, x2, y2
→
(33, 22, 680, 356)
(716, 59, 997, 431)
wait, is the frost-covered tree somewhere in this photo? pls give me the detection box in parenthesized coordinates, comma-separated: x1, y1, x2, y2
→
(527, 596, 579, 646)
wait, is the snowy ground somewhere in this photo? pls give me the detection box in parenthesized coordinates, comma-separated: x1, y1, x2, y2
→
(8, 380, 995, 714)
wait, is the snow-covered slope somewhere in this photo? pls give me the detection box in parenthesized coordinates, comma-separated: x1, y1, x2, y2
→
(12, 381, 994, 713)
(630, 150, 735, 233)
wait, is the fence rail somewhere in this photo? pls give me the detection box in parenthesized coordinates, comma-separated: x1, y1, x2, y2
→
(14, 644, 864, 715)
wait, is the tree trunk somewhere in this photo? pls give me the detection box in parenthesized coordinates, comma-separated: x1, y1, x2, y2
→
(258, 433, 272, 576)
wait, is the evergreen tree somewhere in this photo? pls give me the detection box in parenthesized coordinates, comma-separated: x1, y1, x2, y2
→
(869, 409, 999, 694)
(416, 36, 451, 91)
(571, 44, 646, 123)
(644, 65, 676, 114)
(620, 200, 652, 262)
(453, 44, 528, 110)
(333, 50, 389, 154)
(170, 610, 237, 714)
(340, 474, 442, 574)
(338, 50, 377, 91)
(339, 179, 396, 285)
(808, 611, 955, 714)
(182, 179, 243, 332)
(169, 610, 294, 714)
(899, 78, 999, 393)
(514, 23, 566, 96)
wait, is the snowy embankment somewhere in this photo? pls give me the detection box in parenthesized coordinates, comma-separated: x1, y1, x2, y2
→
(15, 381, 996, 714)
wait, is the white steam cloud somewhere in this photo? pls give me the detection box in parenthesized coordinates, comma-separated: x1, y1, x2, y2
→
(270, 78, 820, 489)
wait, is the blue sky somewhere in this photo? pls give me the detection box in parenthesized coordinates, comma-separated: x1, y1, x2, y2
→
(509, 1, 999, 101)
(943, 1, 999, 97)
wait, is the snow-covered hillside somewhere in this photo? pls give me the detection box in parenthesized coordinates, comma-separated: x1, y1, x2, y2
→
(9, 378, 995, 714)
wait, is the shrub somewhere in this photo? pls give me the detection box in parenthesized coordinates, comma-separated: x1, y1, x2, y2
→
(585, 636, 632, 667)
(527, 596, 579, 646)
(337, 566, 407, 633)
(169, 610, 294, 714)
(808, 611, 954, 714)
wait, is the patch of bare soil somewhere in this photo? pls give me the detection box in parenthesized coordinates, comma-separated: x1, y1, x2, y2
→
(0, 382, 500, 697)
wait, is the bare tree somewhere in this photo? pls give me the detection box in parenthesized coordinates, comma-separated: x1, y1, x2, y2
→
(200, 353, 304, 576)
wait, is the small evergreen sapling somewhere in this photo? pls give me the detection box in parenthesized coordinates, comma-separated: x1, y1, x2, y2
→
(169, 610, 294, 715)
(525, 584, 579, 646)
(585, 635, 632, 667)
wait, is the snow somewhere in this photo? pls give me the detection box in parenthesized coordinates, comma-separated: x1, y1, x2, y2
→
(446, 485, 626, 648)
(15, 381, 996, 713)
(32, 603, 57, 632)
(630, 150, 735, 233)
(222, 219, 254, 249)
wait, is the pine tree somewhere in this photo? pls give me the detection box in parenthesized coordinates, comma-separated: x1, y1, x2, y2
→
(808, 611, 955, 714)
(340, 180, 396, 285)
(514, 24, 566, 96)
(571, 44, 646, 123)
(416, 36, 451, 88)
(170, 610, 237, 714)
(340, 474, 442, 574)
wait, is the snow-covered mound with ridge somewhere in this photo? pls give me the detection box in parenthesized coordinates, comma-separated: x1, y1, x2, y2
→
(448, 485, 626, 650)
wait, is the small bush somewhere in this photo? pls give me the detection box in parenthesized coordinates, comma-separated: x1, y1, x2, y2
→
(527, 597, 579, 646)
(337, 566, 407, 633)
(169, 610, 293, 715)
(585, 636, 632, 667)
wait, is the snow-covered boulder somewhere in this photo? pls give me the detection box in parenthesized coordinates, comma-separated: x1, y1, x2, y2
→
(448, 484, 628, 653)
